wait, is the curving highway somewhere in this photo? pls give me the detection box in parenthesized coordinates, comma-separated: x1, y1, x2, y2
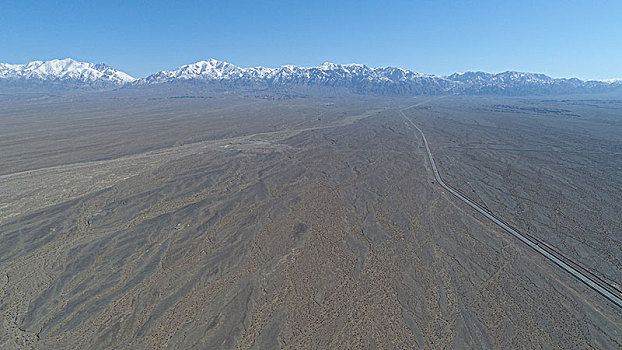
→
(400, 108, 622, 310)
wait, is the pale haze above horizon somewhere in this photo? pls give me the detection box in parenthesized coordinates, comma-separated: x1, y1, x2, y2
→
(1, 0, 621, 80)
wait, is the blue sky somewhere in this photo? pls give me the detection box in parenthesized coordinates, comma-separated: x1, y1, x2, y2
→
(1, 0, 621, 79)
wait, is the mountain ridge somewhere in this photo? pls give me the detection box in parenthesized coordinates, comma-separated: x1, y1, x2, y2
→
(134, 59, 621, 96)
(1, 58, 620, 95)
(0, 58, 135, 89)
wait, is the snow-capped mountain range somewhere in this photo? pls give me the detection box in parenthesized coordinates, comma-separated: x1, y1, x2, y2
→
(0, 58, 135, 89)
(137, 59, 456, 95)
(1, 58, 620, 95)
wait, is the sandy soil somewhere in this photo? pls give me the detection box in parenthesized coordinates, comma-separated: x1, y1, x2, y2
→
(0, 94, 620, 349)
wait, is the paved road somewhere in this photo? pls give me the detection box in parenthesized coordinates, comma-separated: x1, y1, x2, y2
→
(401, 108, 622, 310)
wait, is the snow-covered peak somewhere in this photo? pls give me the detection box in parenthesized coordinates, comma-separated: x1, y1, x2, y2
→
(0, 58, 135, 87)
(143, 58, 246, 83)
(319, 62, 340, 70)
